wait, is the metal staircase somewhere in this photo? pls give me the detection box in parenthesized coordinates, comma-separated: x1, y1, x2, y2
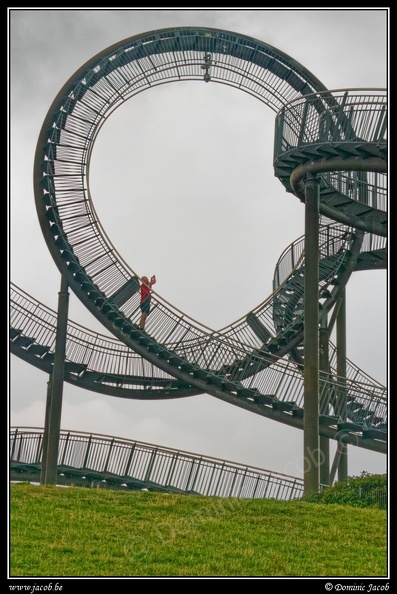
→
(10, 27, 387, 483)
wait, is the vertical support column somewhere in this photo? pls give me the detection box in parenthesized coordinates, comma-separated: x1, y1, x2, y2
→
(303, 172, 320, 495)
(336, 288, 348, 481)
(40, 376, 52, 484)
(40, 275, 69, 485)
(319, 325, 330, 487)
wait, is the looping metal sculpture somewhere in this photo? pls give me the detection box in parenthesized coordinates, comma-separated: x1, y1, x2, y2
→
(11, 28, 387, 463)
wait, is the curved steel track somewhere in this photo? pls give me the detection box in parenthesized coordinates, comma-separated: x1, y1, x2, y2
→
(11, 27, 387, 457)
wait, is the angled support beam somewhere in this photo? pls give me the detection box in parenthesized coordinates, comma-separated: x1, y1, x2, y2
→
(40, 274, 69, 485)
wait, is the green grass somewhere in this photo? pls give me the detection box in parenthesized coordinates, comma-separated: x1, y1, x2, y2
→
(9, 482, 387, 577)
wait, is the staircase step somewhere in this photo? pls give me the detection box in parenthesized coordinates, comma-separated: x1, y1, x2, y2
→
(337, 421, 365, 433)
(64, 361, 88, 377)
(10, 328, 22, 340)
(362, 428, 387, 441)
(28, 343, 51, 358)
(13, 335, 35, 349)
(319, 414, 340, 426)
(272, 400, 296, 411)
(253, 394, 274, 406)
(236, 386, 256, 399)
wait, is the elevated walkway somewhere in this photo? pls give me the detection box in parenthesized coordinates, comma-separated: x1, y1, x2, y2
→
(10, 427, 304, 500)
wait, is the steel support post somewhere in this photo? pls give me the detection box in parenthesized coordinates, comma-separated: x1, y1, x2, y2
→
(39, 376, 52, 484)
(319, 325, 330, 486)
(329, 442, 344, 485)
(303, 173, 320, 495)
(40, 275, 69, 485)
(336, 288, 348, 481)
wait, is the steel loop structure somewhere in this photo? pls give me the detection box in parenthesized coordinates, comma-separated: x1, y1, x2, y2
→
(10, 27, 387, 490)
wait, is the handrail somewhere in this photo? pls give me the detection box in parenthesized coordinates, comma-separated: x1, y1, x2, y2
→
(273, 89, 387, 236)
(9, 427, 304, 500)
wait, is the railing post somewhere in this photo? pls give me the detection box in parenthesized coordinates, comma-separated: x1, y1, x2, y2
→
(164, 452, 179, 487)
(213, 462, 226, 496)
(123, 442, 137, 477)
(10, 427, 18, 461)
(237, 468, 248, 498)
(187, 458, 201, 493)
(82, 435, 93, 469)
(298, 100, 310, 146)
(206, 463, 218, 496)
(228, 467, 239, 498)
(144, 448, 158, 483)
(273, 107, 285, 162)
(60, 431, 71, 466)
(103, 439, 115, 473)
(35, 432, 43, 464)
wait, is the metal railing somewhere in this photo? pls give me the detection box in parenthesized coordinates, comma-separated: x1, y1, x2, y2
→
(10, 427, 304, 500)
(274, 89, 387, 213)
(10, 280, 387, 437)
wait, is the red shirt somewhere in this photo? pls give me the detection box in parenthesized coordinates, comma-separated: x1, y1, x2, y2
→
(140, 283, 151, 303)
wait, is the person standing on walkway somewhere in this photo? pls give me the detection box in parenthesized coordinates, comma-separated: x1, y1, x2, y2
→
(139, 274, 156, 329)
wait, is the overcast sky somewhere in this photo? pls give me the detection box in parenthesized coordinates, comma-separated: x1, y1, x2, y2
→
(9, 8, 389, 479)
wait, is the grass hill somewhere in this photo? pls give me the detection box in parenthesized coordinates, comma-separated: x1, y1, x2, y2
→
(9, 479, 387, 578)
